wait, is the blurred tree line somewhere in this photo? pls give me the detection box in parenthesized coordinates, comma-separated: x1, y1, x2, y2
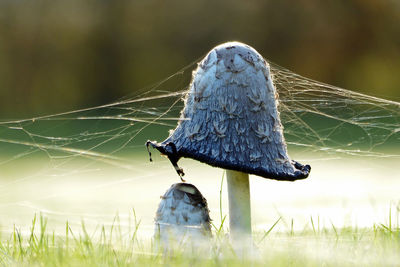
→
(0, 0, 399, 118)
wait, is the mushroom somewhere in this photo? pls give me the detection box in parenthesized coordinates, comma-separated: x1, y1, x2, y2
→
(147, 42, 311, 244)
(155, 183, 211, 250)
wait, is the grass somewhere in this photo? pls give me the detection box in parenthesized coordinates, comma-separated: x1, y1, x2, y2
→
(0, 172, 399, 266)
(0, 210, 399, 267)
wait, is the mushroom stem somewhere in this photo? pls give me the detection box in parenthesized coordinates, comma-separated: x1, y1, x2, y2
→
(226, 170, 252, 242)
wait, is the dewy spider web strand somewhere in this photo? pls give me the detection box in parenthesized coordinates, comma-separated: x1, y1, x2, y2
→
(0, 57, 399, 175)
(270, 62, 399, 158)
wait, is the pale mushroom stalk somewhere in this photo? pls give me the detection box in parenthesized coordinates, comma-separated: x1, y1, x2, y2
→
(226, 170, 251, 241)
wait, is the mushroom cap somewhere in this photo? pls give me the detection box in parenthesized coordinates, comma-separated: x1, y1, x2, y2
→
(147, 42, 310, 181)
(154, 183, 211, 242)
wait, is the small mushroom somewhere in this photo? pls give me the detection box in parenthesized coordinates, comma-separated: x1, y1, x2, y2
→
(147, 42, 311, 244)
(154, 183, 211, 249)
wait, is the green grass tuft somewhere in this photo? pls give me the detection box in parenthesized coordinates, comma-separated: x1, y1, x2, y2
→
(0, 210, 399, 267)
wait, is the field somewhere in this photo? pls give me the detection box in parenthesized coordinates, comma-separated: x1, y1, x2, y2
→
(1, 207, 399, 266)
(1, 154, 399, 266)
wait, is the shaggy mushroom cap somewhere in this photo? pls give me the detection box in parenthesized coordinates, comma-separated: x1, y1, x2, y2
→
(147, 42, 310, 181)
(154, 183, 211, 241)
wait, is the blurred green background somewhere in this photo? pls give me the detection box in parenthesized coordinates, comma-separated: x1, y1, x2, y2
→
(0, 0, 399, 119)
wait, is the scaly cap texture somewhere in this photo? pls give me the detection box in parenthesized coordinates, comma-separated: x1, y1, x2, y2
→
(154, 183, 211, 244)
(147, 42, 310, 181)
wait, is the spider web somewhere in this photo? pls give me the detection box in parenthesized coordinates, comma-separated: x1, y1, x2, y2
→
(271, 62, 399, 158)
(0, 58, 399, 237)
(1, 60, 398, 168)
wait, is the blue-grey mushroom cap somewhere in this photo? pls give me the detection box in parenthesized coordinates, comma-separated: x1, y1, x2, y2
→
(147, 42, 310, 181)
(154, 183, 211, 245)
